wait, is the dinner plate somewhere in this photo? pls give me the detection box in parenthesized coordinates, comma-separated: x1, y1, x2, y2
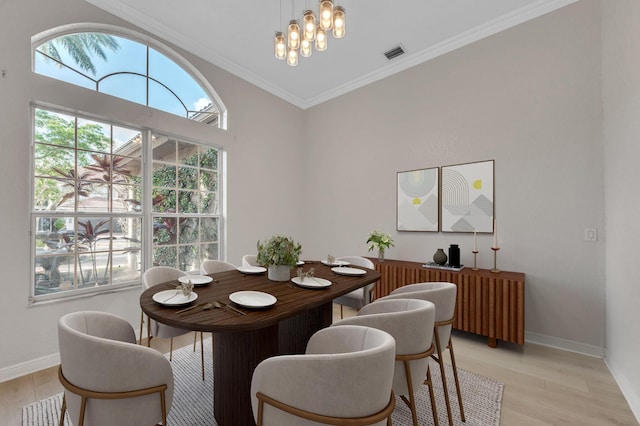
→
(237, 266, 267, 274)
(229, 291, 277, 308)
(321, 259, 350, 267)
(297, 260, 305, 266)
(291, 276, 332, 289)
(178, 275, 213, 286)
(153, 289, 198, 306)
(331, 266, 367, 276)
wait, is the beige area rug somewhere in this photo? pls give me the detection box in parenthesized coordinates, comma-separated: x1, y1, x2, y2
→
(23, 338, 502, 425)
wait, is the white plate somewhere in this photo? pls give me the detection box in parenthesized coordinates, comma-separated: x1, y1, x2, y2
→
(321, 259, 350, 267)
(297, 260, 305, 266)
(237, 266, 267, 274)
(153, 289, 198, 306)
(178, 275, 213, 286)
(229, 291, 277, 308)
(291, 276, 332, 289)
(331, 266, 367, 276)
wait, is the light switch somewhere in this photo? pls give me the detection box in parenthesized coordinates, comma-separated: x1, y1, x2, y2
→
(584, 228, 597, 242)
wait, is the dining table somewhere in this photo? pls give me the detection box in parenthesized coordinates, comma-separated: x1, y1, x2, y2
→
(139, 260, 381, 426)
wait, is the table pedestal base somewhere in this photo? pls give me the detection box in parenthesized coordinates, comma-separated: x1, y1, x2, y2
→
(212, 302, 333, 426)
(213, 325, 278, 426)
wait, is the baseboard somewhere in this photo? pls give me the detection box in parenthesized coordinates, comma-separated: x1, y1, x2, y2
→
(1, 327, 145, 384)
(0, 352, 60, 384)
(0, 331, 610, 383)
(604, 358, 640, 423)
(525, 331, 606, 357)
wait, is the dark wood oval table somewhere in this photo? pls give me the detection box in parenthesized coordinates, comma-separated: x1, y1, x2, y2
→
(140, 261, 380, 426)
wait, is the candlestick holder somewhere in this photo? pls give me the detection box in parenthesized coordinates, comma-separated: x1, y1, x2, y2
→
(491, 247, 500, 273)
(472, 250, 479, 270)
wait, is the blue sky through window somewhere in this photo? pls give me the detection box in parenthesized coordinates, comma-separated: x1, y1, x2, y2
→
(35, 33, 213, 119)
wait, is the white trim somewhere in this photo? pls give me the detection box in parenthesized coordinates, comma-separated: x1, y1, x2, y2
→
(525, 330, 606, 358)
(605, 358, 640, 423)
(0, 353, 60, 384)
(0, 329, 147, 384)
(301, 0, 580, 108)
(31, 23, 227, 129)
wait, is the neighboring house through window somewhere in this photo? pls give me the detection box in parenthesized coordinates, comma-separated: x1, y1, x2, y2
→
(30, 24, 226, 302)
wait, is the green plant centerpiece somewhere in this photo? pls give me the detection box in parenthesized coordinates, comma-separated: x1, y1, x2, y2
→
(257, 235, 302, 281)
(366, 230, 395, 262)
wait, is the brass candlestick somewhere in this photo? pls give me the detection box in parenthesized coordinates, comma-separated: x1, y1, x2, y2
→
(472, 250, 479, 270)
(491, 247, 500, 273)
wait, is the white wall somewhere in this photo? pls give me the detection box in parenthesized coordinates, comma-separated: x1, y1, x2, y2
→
(302, 0, 606, 354)
(0, 0, 304, 377)
(602, 0, 640, 419)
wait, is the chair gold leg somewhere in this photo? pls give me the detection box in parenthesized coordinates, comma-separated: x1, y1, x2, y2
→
(59, 394, 67, 426)
(424, 365, 439, 426)
(340, 304, 344, 319)
(78, 396, 88, 426)
(193, 332, 197, 352)
(139, 311, 144, 345)
(169, 337, 174, 361)
(200, 332, 205, 381)
(433, 327, 454, 426)
(257, 399, 264, 426)
(448, 337, 465, 422)
(160, 389, 167, 426)
(400, 359, 419, 426)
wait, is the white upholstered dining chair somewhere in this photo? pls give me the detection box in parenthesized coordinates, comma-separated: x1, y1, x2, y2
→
(241, 254, 259, 267)
(380, 282, 465, 425)
(199, 259, 237, 274)
(332, 256, 376, 318)
(58, 311, 174, 426)
(141, 266, 205, 380)
(333, 298, 439, 426)
(250, 325, 396, 426)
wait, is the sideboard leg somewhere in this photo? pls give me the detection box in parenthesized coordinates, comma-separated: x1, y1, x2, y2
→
(488, 337, 498, 348)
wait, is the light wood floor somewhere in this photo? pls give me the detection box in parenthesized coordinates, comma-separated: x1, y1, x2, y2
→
(2, 305, 637, 425)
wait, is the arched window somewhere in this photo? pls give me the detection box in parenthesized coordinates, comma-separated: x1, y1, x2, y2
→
(32, 24, 226, 128)
(29, 25, 226, 303)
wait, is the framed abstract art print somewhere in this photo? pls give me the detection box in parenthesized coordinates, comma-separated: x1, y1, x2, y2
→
(441, 160, 494, 233)
(397, 167, 439, 232)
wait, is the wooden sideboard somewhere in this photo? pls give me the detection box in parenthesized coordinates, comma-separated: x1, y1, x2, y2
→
(367, 258, 525, 347)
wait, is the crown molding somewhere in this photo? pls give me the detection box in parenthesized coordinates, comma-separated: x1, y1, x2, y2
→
(87, 0, 578, 110)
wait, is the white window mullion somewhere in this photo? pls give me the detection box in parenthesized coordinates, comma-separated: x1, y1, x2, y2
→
(142, 129, 153, 272)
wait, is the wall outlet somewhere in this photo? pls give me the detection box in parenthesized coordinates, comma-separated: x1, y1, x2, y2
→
(584, 228, 597, 242)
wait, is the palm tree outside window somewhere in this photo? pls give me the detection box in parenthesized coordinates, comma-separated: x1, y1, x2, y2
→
(33, 30, 223, 126)
(30, 26, 225, 302)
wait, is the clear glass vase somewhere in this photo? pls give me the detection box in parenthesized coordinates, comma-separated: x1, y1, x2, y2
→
(378, 249, 385, 262)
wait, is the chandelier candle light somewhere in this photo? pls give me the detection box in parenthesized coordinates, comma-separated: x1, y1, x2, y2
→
(274, 0, 346, 66)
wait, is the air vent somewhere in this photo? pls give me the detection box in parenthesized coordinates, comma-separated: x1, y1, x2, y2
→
(384, 45, 405, 60)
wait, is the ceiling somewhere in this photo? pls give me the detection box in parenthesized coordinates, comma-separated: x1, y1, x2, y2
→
(85, 0, 577, 109)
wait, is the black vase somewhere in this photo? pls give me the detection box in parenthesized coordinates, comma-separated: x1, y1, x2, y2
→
(448, 244, 460, 268)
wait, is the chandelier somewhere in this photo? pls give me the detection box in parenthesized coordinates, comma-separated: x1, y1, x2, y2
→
(274, 0, 346, 66)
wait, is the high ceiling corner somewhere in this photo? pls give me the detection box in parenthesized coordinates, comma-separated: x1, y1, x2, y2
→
(86, 0, 578, 109)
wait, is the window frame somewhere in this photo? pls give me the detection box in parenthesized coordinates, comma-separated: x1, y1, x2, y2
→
(31, 23, 227, 129)
(30, 105, 225, 304)
(29, 24, 228, 304)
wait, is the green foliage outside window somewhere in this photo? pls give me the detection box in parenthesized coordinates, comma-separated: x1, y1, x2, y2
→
(151, 139, 219, 269)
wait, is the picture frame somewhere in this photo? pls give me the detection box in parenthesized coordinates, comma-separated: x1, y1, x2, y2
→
(441, 160, 494, 233)
(397, 167, 439, 232)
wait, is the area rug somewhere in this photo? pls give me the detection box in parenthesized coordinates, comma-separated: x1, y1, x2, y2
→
(23, 338, 502, 425)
